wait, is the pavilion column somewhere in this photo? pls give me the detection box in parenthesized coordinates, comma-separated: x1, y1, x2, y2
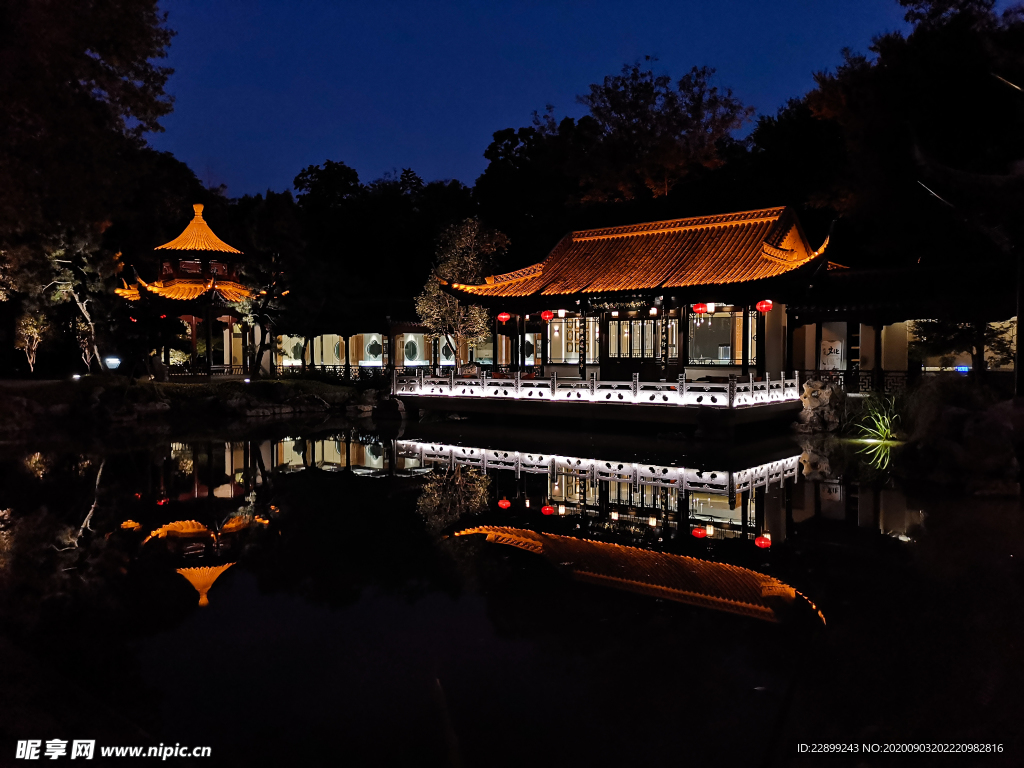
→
(785, 320, 795, 375)
(845, 321, 857, 393)
(189, 316, 198, 369)
(204, 303, 214, 376)
(660, 305, 669, 380)
(755, 308, 766, 379)
(873, 324, 884, 392)
(345, 335, 351, 380)
(578, 309, 587, 380)
(540, 317, 548, 376)
(520, 315, 527, 372)
(493, 313, 500, 371)
(814, 322, 823, 372)
(741, 305, 750, 377)
(241, 321, 249, 375)
(680, 304, 690, 377)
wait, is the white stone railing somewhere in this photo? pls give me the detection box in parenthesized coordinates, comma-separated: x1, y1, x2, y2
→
(393, 370, 800, 409)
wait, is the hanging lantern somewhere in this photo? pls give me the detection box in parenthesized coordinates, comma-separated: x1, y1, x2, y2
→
(498, 499, 511, 509)
(755, 535, 772, 549)
(541, 505, 555, 516)
(691, 526, 708, 538)
(541, 310, 554, 322)
(756, 300, 774, 313)
(497, 312, 511, 323)
(692, 303, 707, 315)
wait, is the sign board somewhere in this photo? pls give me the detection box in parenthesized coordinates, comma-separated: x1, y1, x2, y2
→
(820, 339, 843, 370)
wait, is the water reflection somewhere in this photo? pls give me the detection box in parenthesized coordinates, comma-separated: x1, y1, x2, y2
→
(0, 425, 939, 764)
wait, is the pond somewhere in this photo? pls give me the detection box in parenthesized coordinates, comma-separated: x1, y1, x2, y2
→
(1, 421, 1021, 766)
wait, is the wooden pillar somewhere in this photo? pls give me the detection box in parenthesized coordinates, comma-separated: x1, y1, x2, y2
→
(345, 335, 351, 380)
(520, 315, 527, 372)
(785, 321, 795, 375)
(660, 305, 669, 380)
(578, 309, 587, 380)
(873, 324, 884, 392)
(814, 322, 823, 372)
(189, 316, 198, 369)
(755, 309, 766, 379)
(540, 317, 548, 376)
(741, 489, 750, 538)
(680, 304, 690, 376)
(741, 305, 750, 377)
(241, 321, 249, 375)
(493, 313, 501, 370)
(845, 321, 856, 393)
(204, 304, 214, 376)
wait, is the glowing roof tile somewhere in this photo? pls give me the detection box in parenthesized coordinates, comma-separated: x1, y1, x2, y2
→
(155, 204, 242, 254)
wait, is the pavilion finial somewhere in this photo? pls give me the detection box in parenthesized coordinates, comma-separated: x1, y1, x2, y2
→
(193, 203, 204, 217)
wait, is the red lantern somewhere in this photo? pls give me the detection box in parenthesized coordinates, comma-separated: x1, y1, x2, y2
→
(755, 535, 772, 549)
(541, 505, 555, 516)
(756, 300, 773, 313)
(691, 527, 708, 538)
(156, 497, 169, 506)
(498, 499, 511, 509)
(692, 303, 708, 315)
(498, 312, 511, 323)
(541, 310, 554, 322)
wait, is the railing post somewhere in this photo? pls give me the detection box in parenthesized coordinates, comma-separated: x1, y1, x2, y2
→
(550, 372, 557, 399)
(631, 372, 639, 401)
(794, 369, 800, 399)
(589, 372, 596, 398)
(417, 368, 424, 393)
(391, 365, 397, 396)
(728, 374, 737, 408)
(677, 373, 686, 404)
(449, 369, 455, 395)
(514, 370, 521, 397)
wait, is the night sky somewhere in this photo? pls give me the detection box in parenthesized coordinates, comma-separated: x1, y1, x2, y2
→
(150, 0, 910, 197)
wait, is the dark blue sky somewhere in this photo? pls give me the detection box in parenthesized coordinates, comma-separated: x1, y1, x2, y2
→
(150, 0, 910, 197)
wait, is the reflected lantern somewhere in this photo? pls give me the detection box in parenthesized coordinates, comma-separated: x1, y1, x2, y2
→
(541, 310, 554, 322)
(541, 505, 555, 515)
(498, 498, 511, 509)
(755, 535, 772, 549)
(756, 300, 773, 313)
(497, 312, 511, 323)
(691, 527, 707, 538)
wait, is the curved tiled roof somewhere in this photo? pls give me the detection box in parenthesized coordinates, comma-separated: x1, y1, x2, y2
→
(155, 204, 242, 254)
(115, 277, 250, 304)
(456, 526, 811, 622)
(449, 206, 826, 300)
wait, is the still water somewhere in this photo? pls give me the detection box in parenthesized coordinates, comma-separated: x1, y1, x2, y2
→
(1, 421, 1021, 767)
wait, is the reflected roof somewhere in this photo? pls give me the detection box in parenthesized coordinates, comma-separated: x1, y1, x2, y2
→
(457, 526, 808, 622)
(177, 562, 235, 606)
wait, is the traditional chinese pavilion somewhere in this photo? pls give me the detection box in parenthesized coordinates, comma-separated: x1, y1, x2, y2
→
(441, 206, 829, 381)
(116, 204, 255, 374)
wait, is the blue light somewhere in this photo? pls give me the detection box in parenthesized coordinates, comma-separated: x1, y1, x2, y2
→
(954, 366, 969, 372)
(104, 357, 121, 369)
